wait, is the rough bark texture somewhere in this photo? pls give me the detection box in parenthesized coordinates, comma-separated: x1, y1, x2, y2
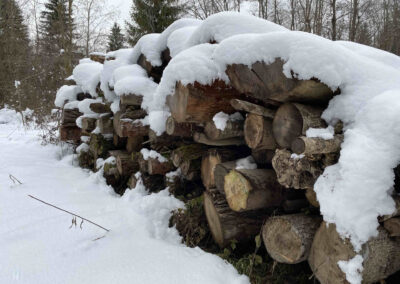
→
(148, 158, 174, 175)
(224, 169, 286, 212)
(204, 188, 264, 248)
(272, 103, 326, 149)
(292, 135, 343, 155)
(115, 151, 139, 177)
(214, 161, 237, 194)
(171, 144, 208, 167)
(166, 116, 201, 137)
(118, 119, 149, 137)
(262, 214, 321, 264)
(89, 133, 113, 160)
(226, 60, 334, 105)
(166, 80, 242, 124)
(194, 132, 245, 146)
(244, 114, 277, 150)
(251, 148, 275, 167)
(309, 222, 400, 284)
(204, 119, 244, 140)
(230, 99, 276, 118)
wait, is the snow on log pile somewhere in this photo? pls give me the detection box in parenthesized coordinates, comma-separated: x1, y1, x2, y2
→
(55, 12, 400, 284)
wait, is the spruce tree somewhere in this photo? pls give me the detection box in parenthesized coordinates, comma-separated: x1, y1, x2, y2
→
(126, 0, 185, 45)
(108, 23, 125, 51)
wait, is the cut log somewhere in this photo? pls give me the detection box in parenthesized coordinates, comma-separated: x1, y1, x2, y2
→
(204, 119, 244, 140)
(309, 222, 400, 284)
(114, 151, 139, 177)
(148, 158, 174, 175)
(262, 214, 321, 264)
(166, 116, 201, 137)
(60, 126, 81, 142)
(77, 149, 94, 169)
(126, 136, 144, 153)
(118, 119, 149, 137)
(230, 99, 276, 118)
(305, 188, 319, 208)
(148, 129, 182, 151)
(89, 53, 105, 63)
(272, 149, 336, 189)
(384, 217, 400, 237)
(103, 160, 121, 189)
(244, 114, 277, 150)
(167, 80, 242, 124)
(137, 54, 165, 83)
(81, 117, 97, 133)
(272, 103, 326, 149)
(251, 148, 275, 167)
(214, 161, 236, 194)
(137, 152, 148, 173)
(171, 144, 208, 167)
(201, 148, 249, 189)
(97, 114, 113, 135)
(61, 108, 82, 126)
(180, 159, 201, 181)
(120, 94, 143, 106)
(89, 133, 113, 160)
(224, 169, 286, 212)
(120, 109, 147, 120)
(194, 132, 245, 146)
(89, 102, 110, 114)
(226, 59, 334, 105)
(292, 135, 343, 155)
(204, 188, 265, 248)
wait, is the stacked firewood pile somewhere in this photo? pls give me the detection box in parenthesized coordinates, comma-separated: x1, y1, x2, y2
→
(59, 51, 400, 284)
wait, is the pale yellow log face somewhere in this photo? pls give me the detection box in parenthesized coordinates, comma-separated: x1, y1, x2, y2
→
(224, 170, 251, 212)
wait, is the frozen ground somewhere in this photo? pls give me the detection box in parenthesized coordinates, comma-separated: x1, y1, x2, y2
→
(0, 109, 248, 284)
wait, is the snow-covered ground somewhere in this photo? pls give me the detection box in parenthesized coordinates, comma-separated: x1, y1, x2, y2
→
(0, 108, 248, 284)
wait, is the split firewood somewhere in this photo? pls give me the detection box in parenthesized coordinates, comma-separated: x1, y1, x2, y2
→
(309, 222, 400, 284)
(214, 161, 236, 195)
(230, 99, 276, 118)
(384, 217, 400, 237)
(81, 117, 97, 133)
(180, 159, 201, 181)
(204, 188, 265, 248)
(291, 135, 343, 155)
(136, 152, 148, 173)
(120, 94, 143, 107)
(204, 119, 244, 140)
(97, 114, 113, 134)
(262, 214, 321, 264)
(89, 102, 110, 114)
(121, 109, 147, 120)
(61, 108, 82, 126)
(166, 80, 242, 124)
(171, 144, 208, 168)
(224, 169, 286, 212)
(225, 59, 334, 105)
(118, 119, 149, 137)
(244, 114, 277, 150)
(114, 151, 139, 177)
(166, 116, 201, 137)
(60, 125, 81, 142)
(103, 158, 121, 188)
(201, 148, 249, 189)
(193, 132, 245, 146)
(272, 103, 326, 149)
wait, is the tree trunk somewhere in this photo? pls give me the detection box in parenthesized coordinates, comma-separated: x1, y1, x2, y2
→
(224, 169, 286, 212)
(89, 102, 110, 114)
(272, 103, 326, 149)
(230, 98, 276, 118)
(292, 135, 343, 155)
(262, 214, 321, 264)
(244, 114, 277, 150)
(166, 80, 242, 124)
(226, 60, 334, 105)
(148, 158, 174, 175)
(201, 148, 249, 189)
(204, 119, 244, 140)
(166, 116, 201, 137)
(171, 144, 209, 167)
(204, 188, 265, 248)
(384, 217, 400, 237)
(309, 222, 400, 284)
(194, 132, 245, 146)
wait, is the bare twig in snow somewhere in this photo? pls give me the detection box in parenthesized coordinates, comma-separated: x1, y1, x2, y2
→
(9, 174, 22, 184)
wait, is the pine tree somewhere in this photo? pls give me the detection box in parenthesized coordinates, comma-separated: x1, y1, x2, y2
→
(0, 0, 30, 108)
(108, 23, 125, 51)
(126, 0, 185, 45)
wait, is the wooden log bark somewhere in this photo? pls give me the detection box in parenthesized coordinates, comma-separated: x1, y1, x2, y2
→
(251, 148, 275, 167)
(262, 214, 321, 264)
(120, 94, 143, 107)
(204, 119, 244, 140)
(119, 119, 149, 137)
(148, 158, 174, 175)
(309, 222, 400, 284)
(214, 161, 236, 194)
(97, 114, 113, 135)
(126, 136, 144, 153)
(120, 109, 147, 120)
(166, 80, 242, 124)
(61, 108, 82, 126)
(166, 116, 201, 137)
(89, 102, 110, 114)
(89, 53, 105, 63)
(230, 99, 276, 118)
(148, 129, 182, 151)
(272, 103, 326, 149)
(114, 151, 139, 177)
(194, 132, 245, 146)
(292, 135, 343, 155)
(244, 114, 277, 150)
(89, 133, 113, 160)
(171, 144, 208, 167)
(224, 169, 286, 212)
(60, 126, 81, 142)
(226, 60, 334, 105)
(81, 117, 97, 133)
(201, 148, 249, 189)
(180, 159, 201, 181)
(384, 217, 400, 237)
(204, 188, 265, 248)
(137, 152, 148, 173)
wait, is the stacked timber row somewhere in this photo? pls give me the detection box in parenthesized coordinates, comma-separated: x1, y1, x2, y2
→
(58, 50, 400, 284)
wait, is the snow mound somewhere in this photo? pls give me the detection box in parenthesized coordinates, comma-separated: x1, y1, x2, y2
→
(167, 26, 199, 58)
(130, 33, 160, 66)
(213, 112, 244, 131)
(73, 60, 103, 97)
(55, 85, 82, 108)
(236, 156, 257, 170)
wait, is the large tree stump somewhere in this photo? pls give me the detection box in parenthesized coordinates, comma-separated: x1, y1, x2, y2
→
(201, 148, 249, 189)
(171, 144, 208, 167)
(204, 119, 244, 140)
(193, 132, 245, 146)
(214, 161, 237, 194)
(166, 80, 242, 124)
(224, 169, 286, 212)
(244, 114, 277, 150)
(204, 188, 264, 248)
(226, 60, 334, 105)
(230, 99, 276, 118)
(262, 214, 321, 264)
(166, 116, 201, 137)
(272, 103, 326, 149)
(309, 222, 400, 284)
(292, 135, 343, 155)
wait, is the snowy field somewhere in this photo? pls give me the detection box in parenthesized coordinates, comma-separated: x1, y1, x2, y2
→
(0, 108, 248, 284)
